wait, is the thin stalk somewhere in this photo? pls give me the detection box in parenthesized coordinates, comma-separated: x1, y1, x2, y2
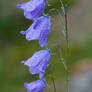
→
(66, 68, 70, 92)
(65, 10, 69, 49)
(60, 47, 70, 92)
(52, 78, 56, 92)
(46, 75, 56, 92)
(64, 7, 70, 92)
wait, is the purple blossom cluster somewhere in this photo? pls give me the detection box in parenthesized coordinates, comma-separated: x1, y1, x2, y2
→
(17, 0, 51, 92)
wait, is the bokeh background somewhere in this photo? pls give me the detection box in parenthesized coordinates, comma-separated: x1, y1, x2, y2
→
(0, 0, 92, 92)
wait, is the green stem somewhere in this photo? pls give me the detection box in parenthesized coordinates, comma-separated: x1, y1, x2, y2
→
(66, 69, 70, 92)
(52, 78, 56, 92)
(65, 9, 69, 49)
(46, 75, 56, 92)
(64, 6, 70, 92)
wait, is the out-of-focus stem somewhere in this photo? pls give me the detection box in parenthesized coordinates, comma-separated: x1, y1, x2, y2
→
(66, 68, 70, 92)
(46, 75, 56, 92)
(65, 10, 69, 49)
(64, 5, 70, 92)
(52, 78, 56, 92)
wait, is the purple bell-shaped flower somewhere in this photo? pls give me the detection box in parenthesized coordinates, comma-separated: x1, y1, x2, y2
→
(21, 50, 51, 79)
(20, 15, 51, 47)
(16, 0, 46, 21)
(24, 79, 45, 92)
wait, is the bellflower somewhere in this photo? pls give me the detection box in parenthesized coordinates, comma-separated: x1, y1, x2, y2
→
(21, 50, 51, 79)
(20, 15, 51, 47)
(16, 0, 46, 20)
(24, 79, 45, 92)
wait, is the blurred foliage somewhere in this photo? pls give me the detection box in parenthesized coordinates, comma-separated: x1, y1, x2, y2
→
(0, 0, 92, 92)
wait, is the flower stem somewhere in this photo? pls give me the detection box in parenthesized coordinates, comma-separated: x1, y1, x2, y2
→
(65, 9, 69, 49)
(45, 75, 56, 92)
(64, 5, 70, 92)
(66, 68, 70, 92)
(52, 78, 56, 92)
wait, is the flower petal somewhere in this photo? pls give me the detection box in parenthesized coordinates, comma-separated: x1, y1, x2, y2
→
(22, 50, 50, 79)
(16, 0, 46, 20)
(24, 79, 45, 92)
(20, 16, 51, 47)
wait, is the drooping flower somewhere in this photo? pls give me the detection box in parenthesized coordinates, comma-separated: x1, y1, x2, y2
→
(20, 15, 51, 47)
(24, 79, 45, 92)
(21, 50, 51, 79)
(16, 0, 46, 20)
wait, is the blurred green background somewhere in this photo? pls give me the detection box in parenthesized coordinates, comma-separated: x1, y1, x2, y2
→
(0, 0, 92, 92)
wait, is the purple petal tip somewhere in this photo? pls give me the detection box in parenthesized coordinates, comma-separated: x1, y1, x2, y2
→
(20, 31, 26, 35)
(21, 61, 25, 64)
(16, 5, 21, 8)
